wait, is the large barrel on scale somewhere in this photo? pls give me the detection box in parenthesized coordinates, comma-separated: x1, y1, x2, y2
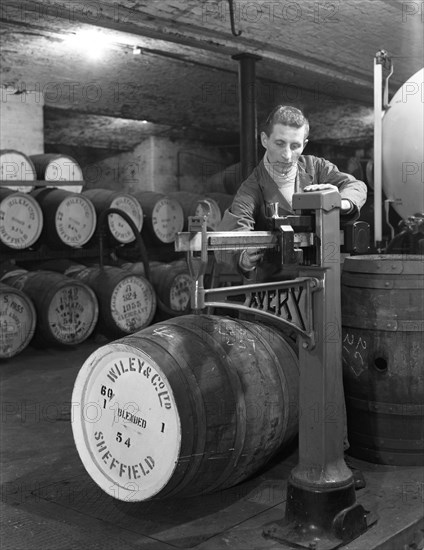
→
(1, 270, 99, 346)
(341, 255, 424, 466)
(0, 282, 37, 359)
(0, 149, 37, 193)
(31, 188, 96, 248)
(0, 189, 43, 249)
(65, 265, 157, 337)
(82, 188, 144, 244)
(71, 314, 299, 501)
(29, 154, 84, 193)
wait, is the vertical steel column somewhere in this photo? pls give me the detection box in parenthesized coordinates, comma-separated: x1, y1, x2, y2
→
(232, 53, 262, 181)
(374, 51, 384, 249)
(264, 190, 374, 548)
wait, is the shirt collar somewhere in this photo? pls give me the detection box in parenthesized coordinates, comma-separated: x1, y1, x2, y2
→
(263, 154, 297, 184)
(259, 155, 313, 191)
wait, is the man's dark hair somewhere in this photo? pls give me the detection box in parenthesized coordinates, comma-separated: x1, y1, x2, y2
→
(262, 105, 309, 139)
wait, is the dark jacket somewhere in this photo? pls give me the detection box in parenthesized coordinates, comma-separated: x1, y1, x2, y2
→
(216, 155, 367, 280)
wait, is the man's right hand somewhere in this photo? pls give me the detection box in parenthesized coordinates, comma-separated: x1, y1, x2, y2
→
(239, 248, 265, 271)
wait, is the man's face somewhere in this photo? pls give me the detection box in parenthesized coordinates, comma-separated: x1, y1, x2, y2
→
(261, 123, 308, 174)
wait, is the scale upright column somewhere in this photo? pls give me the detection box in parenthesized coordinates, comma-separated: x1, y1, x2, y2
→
(264, 190, 374, 548)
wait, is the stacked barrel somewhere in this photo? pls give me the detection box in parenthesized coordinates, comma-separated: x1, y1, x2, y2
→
(63, 263, 156, 337)
(0, 267, 99, 353)
(0, 149, 37, 193)
(0, 151, 94, 252)
(0, 282, 37, 359)
(0, 149, 237, 357)
(120, 259, 192, 320)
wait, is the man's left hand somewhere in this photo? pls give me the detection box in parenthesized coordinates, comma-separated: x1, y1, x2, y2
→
(304, 183, 338, 192)
(304, 184, 352, 213)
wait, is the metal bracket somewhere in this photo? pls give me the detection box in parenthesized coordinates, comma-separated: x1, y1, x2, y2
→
(203, 276, 320, 348)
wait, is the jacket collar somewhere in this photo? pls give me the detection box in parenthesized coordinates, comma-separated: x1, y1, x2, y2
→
(295, 156, 314, 191)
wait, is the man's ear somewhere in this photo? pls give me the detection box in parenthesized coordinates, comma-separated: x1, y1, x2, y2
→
(303, 138, 309, 149)
(260, 131, 268, 149)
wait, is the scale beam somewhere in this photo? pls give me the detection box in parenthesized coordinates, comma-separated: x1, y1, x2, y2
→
(175, 230, 278, 252)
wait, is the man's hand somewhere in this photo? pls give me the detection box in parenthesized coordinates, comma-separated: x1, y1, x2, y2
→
(304, 184, 353, 213)
(304, 183, 338, 192)
(239, 248, 265, 271)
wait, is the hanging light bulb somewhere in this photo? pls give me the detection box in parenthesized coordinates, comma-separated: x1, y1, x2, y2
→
(64, 29, 111, 61)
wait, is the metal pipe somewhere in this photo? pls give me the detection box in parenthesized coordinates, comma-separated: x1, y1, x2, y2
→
(232, 53, 262, 181)
(373, 52, 384, 248)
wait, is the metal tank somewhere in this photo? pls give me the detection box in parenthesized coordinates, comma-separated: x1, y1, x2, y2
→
(382, 67, 424, 220)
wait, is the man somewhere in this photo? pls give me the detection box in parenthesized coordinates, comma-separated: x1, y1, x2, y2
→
(217, 105, 367, 280)
(216, 105, 367, 488)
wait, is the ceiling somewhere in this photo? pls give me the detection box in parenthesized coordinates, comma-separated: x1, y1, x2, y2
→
(1, 0, 423, 151)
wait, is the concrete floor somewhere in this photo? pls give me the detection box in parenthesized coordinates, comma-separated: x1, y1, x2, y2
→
(1, 336, 423, 550)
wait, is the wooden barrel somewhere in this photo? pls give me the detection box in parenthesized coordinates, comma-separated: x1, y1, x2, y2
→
(1, 270, 99, 346)
(0, 189, 43, 249)
(29, 154, 84, 193)
(150, 261, 191, 316)
(194, 197, 221, 230)
(71, 314, 299, 501)
(0, 149, 37, 193)
(64, 265, 157, 337)
(122, 260, 192, 317)
(341, 255, 424, 466)
(82, 188, 144, 244)
(168, 191, 222, 230)
(31, 188, 96, 248)
(205, 192, 234, 215)
(0, 282, 37, 359)
(134, 192, 184, 244)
